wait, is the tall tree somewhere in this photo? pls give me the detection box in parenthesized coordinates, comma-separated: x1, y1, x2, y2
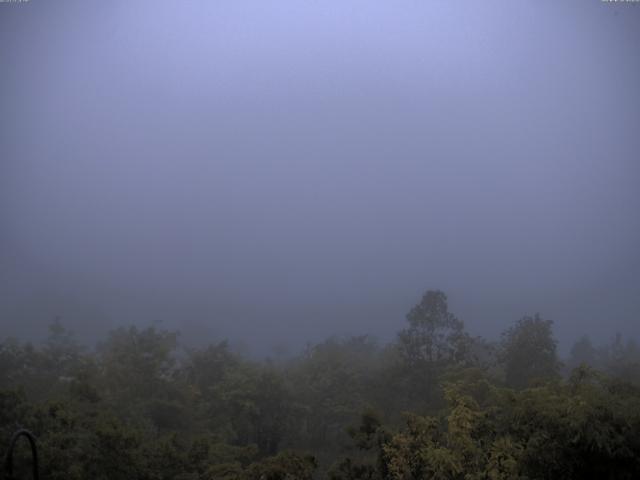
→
(398, 291, 468, 367)
(397, 290, 469, 404)
(567, 335, 598, 371)
(500, 314, 560, 389)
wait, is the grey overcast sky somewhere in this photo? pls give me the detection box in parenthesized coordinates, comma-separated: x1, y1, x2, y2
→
(1, 0, 639, 352)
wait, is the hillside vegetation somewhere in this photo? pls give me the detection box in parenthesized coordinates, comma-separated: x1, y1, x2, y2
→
(2, 291, 640, 479)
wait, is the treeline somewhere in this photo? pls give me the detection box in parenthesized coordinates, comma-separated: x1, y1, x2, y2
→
(1, 290, 640, 479)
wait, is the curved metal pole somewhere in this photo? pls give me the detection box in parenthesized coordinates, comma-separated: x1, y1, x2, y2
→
(3, 429, 39, 480)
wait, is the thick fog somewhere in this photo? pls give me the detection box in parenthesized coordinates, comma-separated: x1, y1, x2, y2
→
(1, 0, 639, 353)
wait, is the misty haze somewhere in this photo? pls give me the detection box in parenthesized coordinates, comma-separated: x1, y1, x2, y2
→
(1, 1, 639, 479)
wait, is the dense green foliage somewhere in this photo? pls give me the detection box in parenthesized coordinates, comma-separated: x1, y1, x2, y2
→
(1, 291, 639, 479)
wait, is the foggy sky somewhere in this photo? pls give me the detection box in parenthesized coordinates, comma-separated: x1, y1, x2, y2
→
(1, 0, 639, 353)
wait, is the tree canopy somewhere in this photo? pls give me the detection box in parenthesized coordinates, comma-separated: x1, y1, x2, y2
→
(1, 290, 639, 479)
